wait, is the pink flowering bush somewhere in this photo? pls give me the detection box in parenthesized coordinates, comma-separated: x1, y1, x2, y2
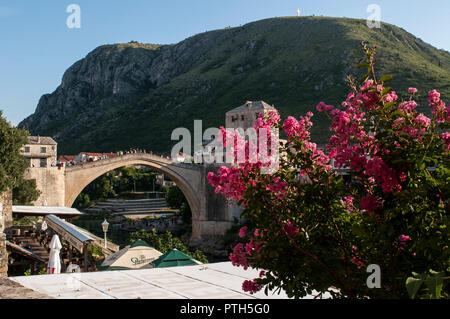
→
(208, 43, 449, 299)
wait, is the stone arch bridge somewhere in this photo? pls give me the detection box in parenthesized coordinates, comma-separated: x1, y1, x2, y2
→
(25, 153, 240, 240)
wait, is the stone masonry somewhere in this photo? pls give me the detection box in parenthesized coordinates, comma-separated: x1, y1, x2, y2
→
(0, 190, 13, 234)
(0, 232, 7, 276)
(0, 190, 12, 276)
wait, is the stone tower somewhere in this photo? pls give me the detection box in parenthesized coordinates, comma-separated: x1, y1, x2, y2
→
(21, 136, 66, 206)
(225, 100, 276, 130)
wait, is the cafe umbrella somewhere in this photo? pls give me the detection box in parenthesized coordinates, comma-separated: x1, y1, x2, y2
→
(47, 234, 62, 274)
(99, 239, 162, 271)
(150, 249, 202, 268)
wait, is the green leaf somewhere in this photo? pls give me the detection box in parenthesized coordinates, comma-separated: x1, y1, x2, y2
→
(381, 87, 392, 95)
(357, 63, 369, 69)
(425, 275, 443, 299)
(406, 277, 424, 299)
(429, 269, 445, 277)
(360, 72, 370, 83)
(379, 75, 393, 83)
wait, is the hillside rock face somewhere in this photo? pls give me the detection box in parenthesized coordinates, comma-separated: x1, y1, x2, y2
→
(20, 17, 450, 155)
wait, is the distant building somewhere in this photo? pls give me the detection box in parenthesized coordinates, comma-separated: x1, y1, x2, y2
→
(21, 136, 57, 168)
(225, 100, 276, 130)
(73, 152, 119, 164)
(101, 153, 118, 160)
(197, 100, 278, 163)
(21, 137, 65, 206)
(74, 152, 103, 163)
(57, 155, 76, 166)
(156, 174, 175, 187)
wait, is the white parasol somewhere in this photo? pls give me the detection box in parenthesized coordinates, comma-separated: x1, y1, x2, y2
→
(47, 234, 62, 274)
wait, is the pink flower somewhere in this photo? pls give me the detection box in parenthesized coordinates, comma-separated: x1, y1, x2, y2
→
(316, 102, 326, 112)
(398, 235, 411, 242)
(283, 115, 311, 141)
(414, 114, 431, 127)
(284, 221, 300, 236)
(239, 226, 248, 238)
(399, 100, 417, 112)
(399, 172, 407, 182)
(383, 91, 398, 103)
(441, 132, 450, 152)
(283, 116, 300, 139)
(242, 279, 262, 294)
(360, 195, 380, 212)
(402, 126, 419, 138)
(229, 243, 249, 269)
(428, 89, 441, 104)
(393, 118, 404, 129)
(342, 196, 354, 212)
(304, 142, 317, 152)
(350, 245, 365, 269)
(408, 87, 418, 94)
(396, 235, 412, 251)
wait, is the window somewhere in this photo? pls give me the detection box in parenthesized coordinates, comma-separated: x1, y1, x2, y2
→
(41, 147, 47, 153)
(24, 146, 30, 153)
(241, 115, 245, 121)
(40, 158, 47, 168)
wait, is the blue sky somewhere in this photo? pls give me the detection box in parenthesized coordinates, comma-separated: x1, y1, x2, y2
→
(0, 0, 449, 125)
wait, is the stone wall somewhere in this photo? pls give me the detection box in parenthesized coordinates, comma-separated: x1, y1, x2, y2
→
(23, 167, 65, 206)
(0, 233, 7, 276)
(0, 190, 12, 233)
(191, 164, 243, 239)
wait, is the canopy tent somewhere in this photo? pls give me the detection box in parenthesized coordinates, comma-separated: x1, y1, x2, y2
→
(150, 249, 202, 268)
(99, 239, 162, 271)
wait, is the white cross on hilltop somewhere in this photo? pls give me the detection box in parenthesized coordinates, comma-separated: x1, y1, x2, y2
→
(297, 8, 301, 17)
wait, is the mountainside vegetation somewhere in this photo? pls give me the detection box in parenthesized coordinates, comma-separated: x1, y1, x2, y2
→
(19, 17, 450, 155)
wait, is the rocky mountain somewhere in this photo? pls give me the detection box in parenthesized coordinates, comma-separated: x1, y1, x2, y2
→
(19, 17, 450, 155)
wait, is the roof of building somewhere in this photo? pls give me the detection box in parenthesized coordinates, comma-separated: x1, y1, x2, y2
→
(12, 206, 84, 217)
(44, 214, 94, 247)
(80, 152, 103, 157)
(6, 241, 47, 263)
(226, 100, 275, 114)
(26, 136, 57, 145)
(57, 155, 76, 162)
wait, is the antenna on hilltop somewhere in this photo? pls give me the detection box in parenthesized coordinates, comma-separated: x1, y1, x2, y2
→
(297, 8, 301, 17)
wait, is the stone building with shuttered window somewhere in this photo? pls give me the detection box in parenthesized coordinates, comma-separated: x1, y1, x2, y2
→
(225, 100, 276, 130)
(20, 137, 65, 206)
(21, 136, 57, 168)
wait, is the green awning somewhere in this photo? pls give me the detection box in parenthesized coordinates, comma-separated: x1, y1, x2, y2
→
(129, 239, 153, 249)
(150, 249, 202, 268)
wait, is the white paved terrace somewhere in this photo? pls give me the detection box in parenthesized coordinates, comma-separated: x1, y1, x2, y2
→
(10, 262, 300, 299)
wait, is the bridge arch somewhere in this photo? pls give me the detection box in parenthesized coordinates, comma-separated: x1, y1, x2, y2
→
(64, 154, 203, 225)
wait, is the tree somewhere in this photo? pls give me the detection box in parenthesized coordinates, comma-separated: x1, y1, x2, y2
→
(166, 185, 191, 223)
(0, 110, 40, 208)
(0, 110, 29, 194)
(12, 179, 40, 205)
(207, 43, 449, 299)
(74, 172, 115, 209)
